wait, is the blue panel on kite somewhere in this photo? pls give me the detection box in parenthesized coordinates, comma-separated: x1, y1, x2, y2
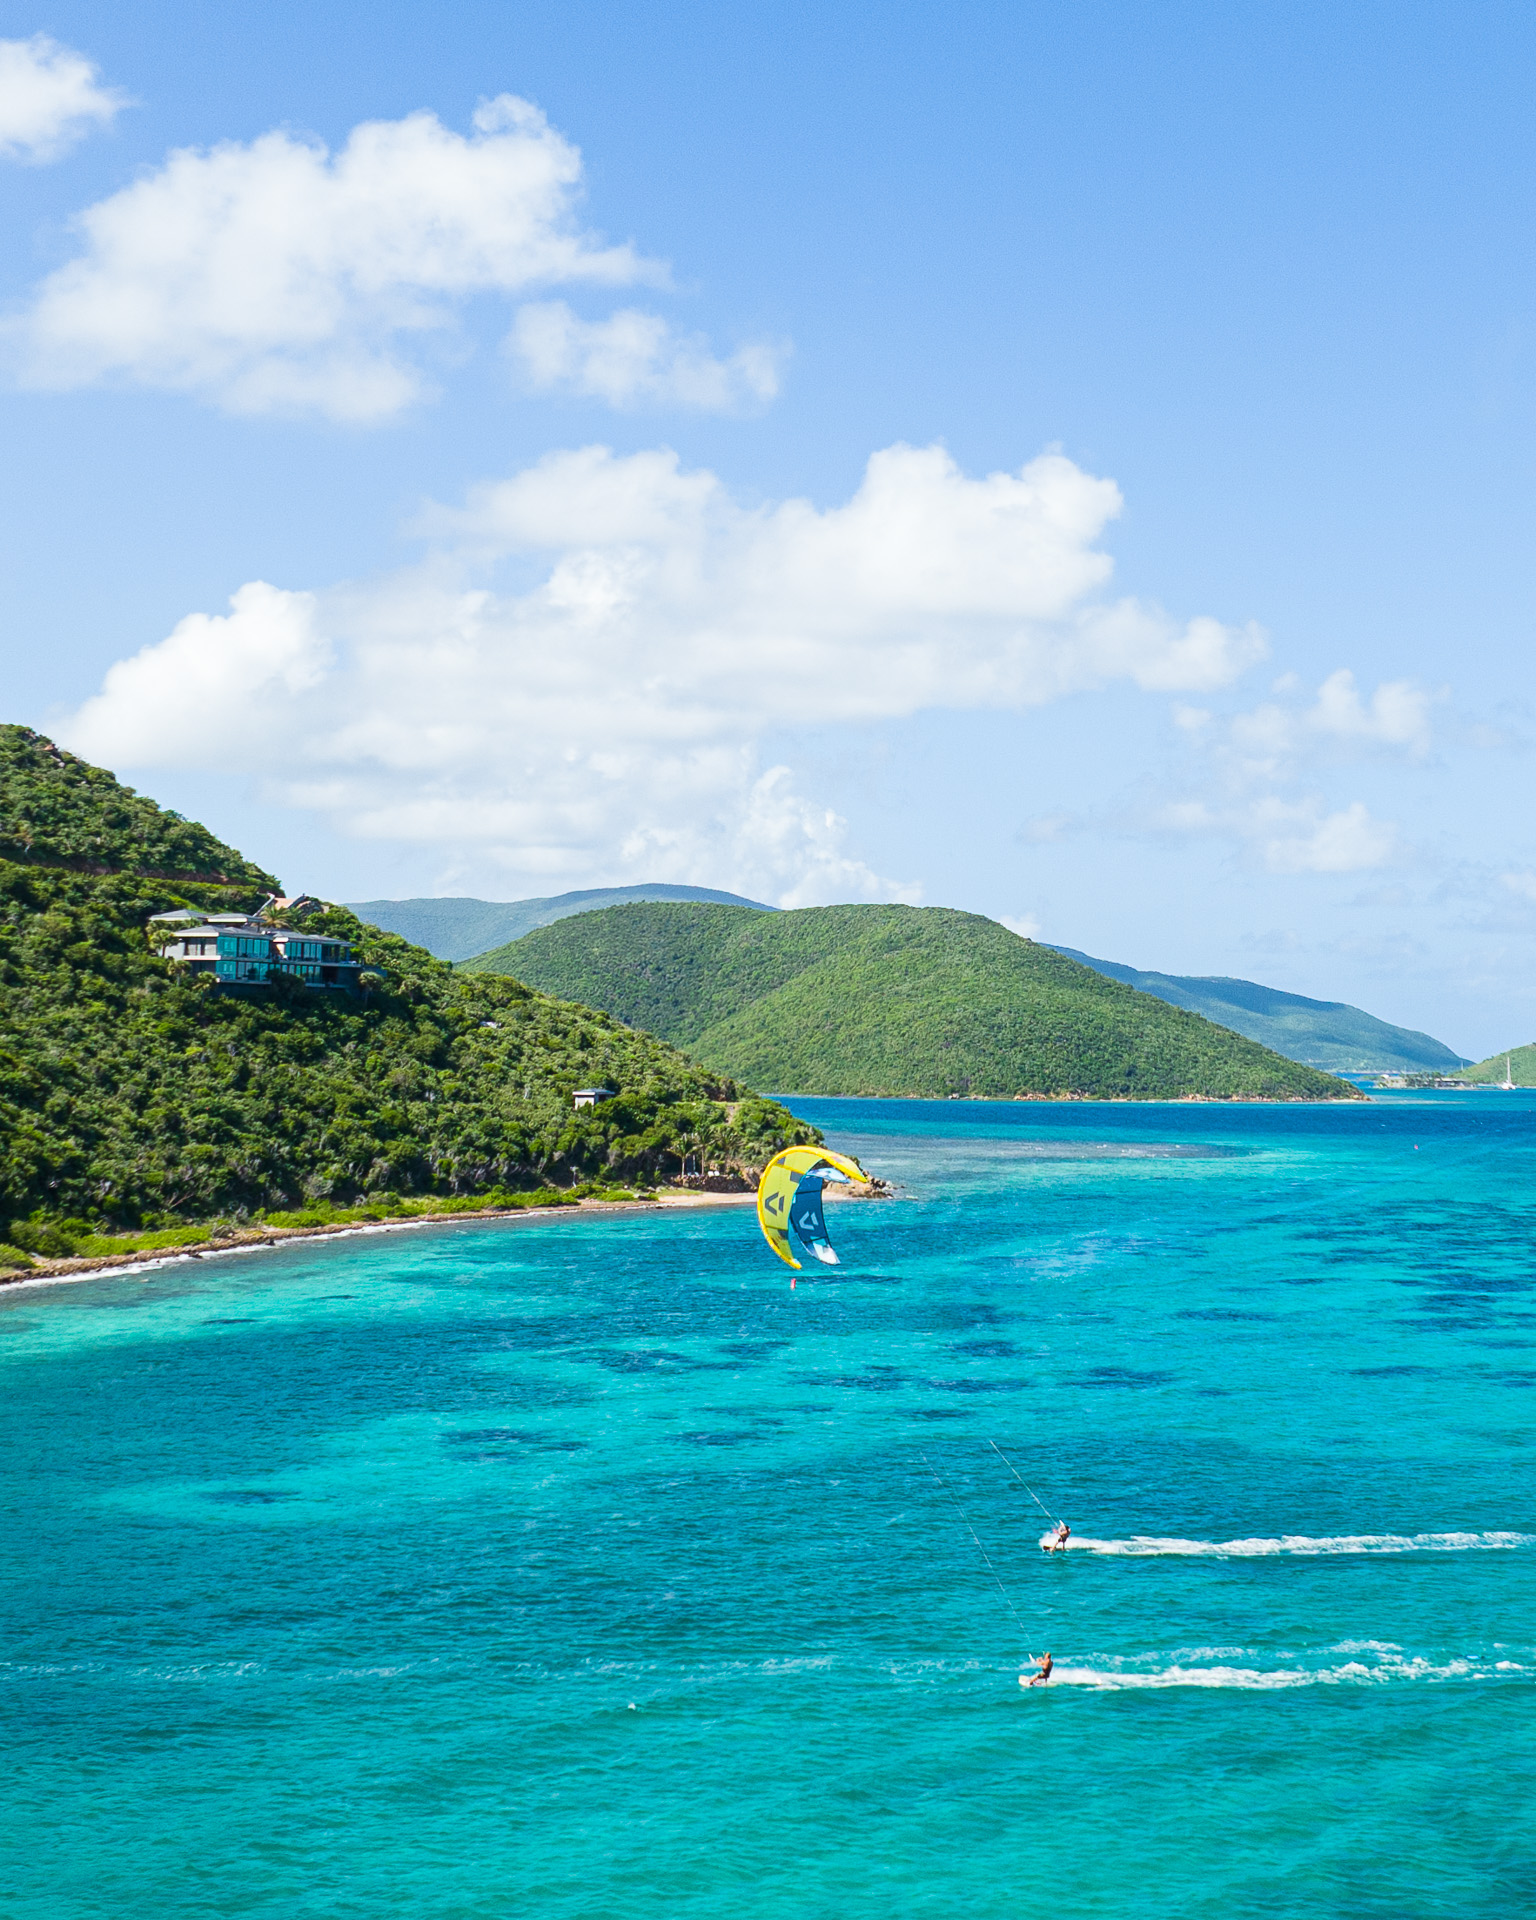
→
(788, 1175, 839, 1265)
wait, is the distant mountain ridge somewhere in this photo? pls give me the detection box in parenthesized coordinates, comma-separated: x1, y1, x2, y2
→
(350, 888, 1464, 1074)
(1048, 947, 1466, 1074)
(347, 885, 775, 962)
(464, 901, 1361, 1101)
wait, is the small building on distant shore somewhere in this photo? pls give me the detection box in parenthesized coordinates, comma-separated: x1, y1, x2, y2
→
(571, 1086, 615, 1109)
(150, 909, 362, 990)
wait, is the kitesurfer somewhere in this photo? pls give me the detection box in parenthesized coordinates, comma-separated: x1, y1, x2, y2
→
(1026, 1652, 1053, 1687)
(1045, 1522, 1071, 1553)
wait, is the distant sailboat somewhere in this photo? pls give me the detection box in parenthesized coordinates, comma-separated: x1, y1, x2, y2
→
(1501, 1054, 1516, 1091)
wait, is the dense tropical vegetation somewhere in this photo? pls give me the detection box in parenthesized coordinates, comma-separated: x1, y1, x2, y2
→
(0, 728, 817, 1264)
(1, 724, 278, 885)
(466, 902, 1364, 1102)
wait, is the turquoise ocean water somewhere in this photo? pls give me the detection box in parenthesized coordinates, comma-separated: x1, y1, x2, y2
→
(3, 1093, 1534, 1917)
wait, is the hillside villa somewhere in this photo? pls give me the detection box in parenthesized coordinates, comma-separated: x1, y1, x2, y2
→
(151, 907, 361, 989)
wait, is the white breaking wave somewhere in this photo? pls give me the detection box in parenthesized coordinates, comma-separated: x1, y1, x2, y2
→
(1038, 1530, 1533, 1558)
(1024, 1649, 1530, 1691)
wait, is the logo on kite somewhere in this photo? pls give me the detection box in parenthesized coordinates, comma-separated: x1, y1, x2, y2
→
(755, 1145, 869, 1279)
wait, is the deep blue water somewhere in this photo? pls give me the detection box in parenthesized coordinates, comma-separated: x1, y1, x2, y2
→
(3, 1093, 1534, 1917)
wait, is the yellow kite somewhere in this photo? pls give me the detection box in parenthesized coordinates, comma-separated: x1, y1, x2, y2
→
(756, 1145, 869, 1274)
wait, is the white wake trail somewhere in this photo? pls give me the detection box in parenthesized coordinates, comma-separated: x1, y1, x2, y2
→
(1024, 1647, 1531, 1691)
(1039, 1530, 1533, 1558)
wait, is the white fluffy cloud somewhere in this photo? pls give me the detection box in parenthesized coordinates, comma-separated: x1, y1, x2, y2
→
(1309, 669, 1432, 749)
(1227, 668, 1434, 771)
(9, 96, 666, 418)
(68, 582, 330, 762)
(1139, 666, 1429, 877)
(412, 441, 1262, 714)
(60, 441, 1260, 902)
(0, 35, 126, 162)
(1258, 799, 1398, 874)
(507, 301, 783, 410)
(1155, 795, 1399, 873)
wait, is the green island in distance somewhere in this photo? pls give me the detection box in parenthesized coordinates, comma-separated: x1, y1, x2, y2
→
(461, 901, 1364, 1104)
(0, 726, 817, 1273)
(1460, 1044, 1536, 1086)
(357, 896, 1466, 1075)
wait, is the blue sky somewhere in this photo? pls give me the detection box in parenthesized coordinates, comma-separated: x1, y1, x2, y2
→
(4, 1, 1536, 1054)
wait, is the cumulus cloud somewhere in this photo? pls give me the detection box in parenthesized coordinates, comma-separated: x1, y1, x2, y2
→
(1310, 669, 1432, 749)
(1259, 799, 1398, 873)
(58, 441, 1259, 903)
(8, 96, 663, 418)
(413, 441, 1261, 714)
(507, 300, 784, 410)
(1227, 668, 1435, 772)
(1133, 666, 1428, 878)
(0, 34, 127, 162)
(67, 582, 330, 762)
(1153, 795, 1399, 874)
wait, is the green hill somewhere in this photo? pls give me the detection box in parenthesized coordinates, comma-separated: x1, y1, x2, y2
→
(2, 724, 277, 886)
(462, 902, 1362, 1101)
(1460, 1043, 1536, 1086)
(0, 727, 815, 1253)
(1050, 946, 1466, 1073)
(348, 885, 774, 962)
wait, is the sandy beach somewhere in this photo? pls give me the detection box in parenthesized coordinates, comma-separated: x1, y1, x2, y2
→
(0, 1188, 762, 1291)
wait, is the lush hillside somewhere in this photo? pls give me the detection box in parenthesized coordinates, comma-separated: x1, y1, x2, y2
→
(1460, 1043, 1536, 1086)
(1, 725, 277, 886)
(464, 903, 1362, 1101)
(0, 735, 816, 1249)
(1050, 945, 1466, 1073)
(349, 884, 774, 962)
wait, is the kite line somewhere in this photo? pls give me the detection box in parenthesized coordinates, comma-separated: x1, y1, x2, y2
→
(921, 1449, 1028, 1640)
(988, 1439, 1064, 1529)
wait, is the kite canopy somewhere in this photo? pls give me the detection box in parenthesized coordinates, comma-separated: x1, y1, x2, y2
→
(756, 1145, 869, 1271)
